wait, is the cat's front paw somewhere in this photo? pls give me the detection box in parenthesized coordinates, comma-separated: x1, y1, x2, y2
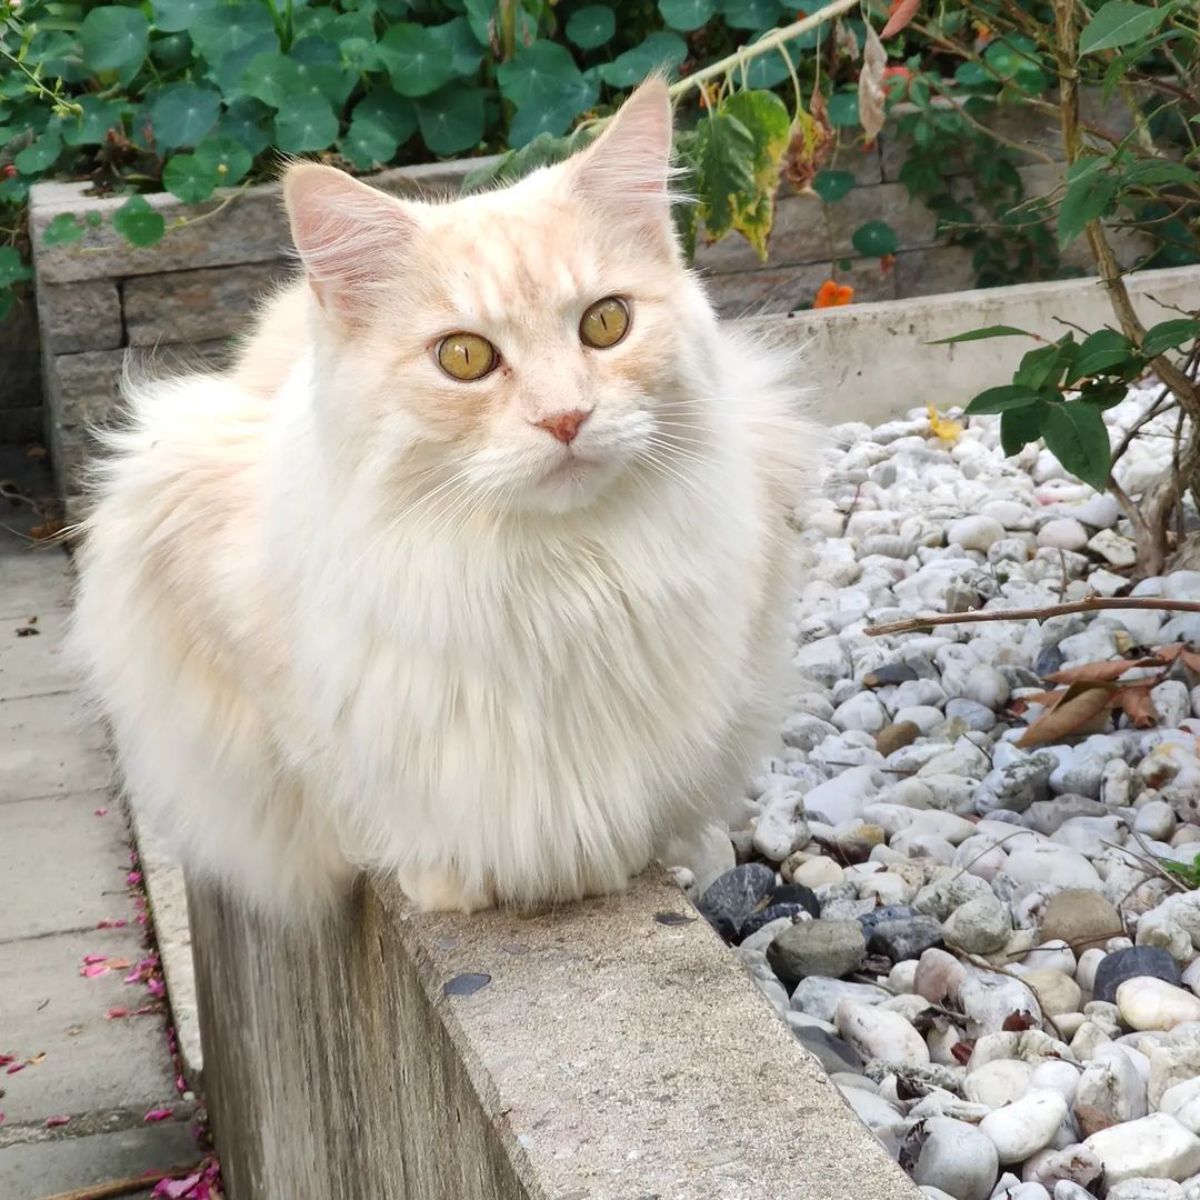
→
(397, 866, 495, 914)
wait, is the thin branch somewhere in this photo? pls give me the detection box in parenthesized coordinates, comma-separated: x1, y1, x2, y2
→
(35, 1164, 206, 1200)
(667, 0, 859, 100)
(865, 597, 1200, 638)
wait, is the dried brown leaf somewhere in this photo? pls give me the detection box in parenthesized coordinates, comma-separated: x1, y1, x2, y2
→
(1044, 655, 1168, 684)
(835, 17, 860, 59)
(881, 0, 921, 39)
(858, 23, 887, 143)
(782, 81, 834, 193)
(1016, 681, 1115, 748)
(1181, 649, 1200, 674)
(1117, 687, 1159, 729)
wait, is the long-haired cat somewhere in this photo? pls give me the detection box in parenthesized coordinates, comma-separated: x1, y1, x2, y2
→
(72, 80, 812, 918)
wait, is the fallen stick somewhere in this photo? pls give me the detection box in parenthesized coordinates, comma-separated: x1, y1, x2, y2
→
(864, 596, 1200, 638)
(35, 1163, 203, 1200)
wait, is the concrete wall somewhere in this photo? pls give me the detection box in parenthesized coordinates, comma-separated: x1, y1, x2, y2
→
(190, 870, 922, 1200)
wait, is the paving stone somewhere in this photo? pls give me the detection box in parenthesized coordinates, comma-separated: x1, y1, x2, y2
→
(36, 278, 122, 353)
(0, 793, 133, 941)
(0, 548, 71, 621)
(0, 691, 111, 804)
(0, 609, 74, 701)
(0, 1122, 201, 1198)
(0, 927, 179, 1125)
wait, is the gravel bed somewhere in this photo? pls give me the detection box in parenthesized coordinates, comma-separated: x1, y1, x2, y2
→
(675, 383, 1200, 1200)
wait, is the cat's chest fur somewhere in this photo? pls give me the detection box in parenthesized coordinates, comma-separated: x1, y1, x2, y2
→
(278, 486, 769, 893)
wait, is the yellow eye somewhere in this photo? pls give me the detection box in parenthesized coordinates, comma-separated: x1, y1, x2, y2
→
(580, 296, 630, 350)
(436, 332, 498, 381)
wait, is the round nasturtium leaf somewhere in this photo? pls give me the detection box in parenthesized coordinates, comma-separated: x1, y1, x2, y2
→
(340, 90, 416, 168)
(272, 94, 339, 154)
(42, 213, 86, 247)
(813, 170, 855, 203)
(599, 32, 688, 88)
(720, 0, 779, 31)
(376, 23, 458, 98)
(415, 86, 485, 157)
(826, 90, 860, 128)
(658, 0, 714, 32)
(14, 125, 63, 175)
(113, 195, 166, 248)
(194, 136, 254, 185)
(216, 97, 274, 158)
(151, 0, 208, 34)
(0, 246, 32, 289)
(78, 6, 149, 73)
(567, 4, 617, 47)
(851, 219, 899, 257)
(162, 153, 219, 205)
(147, 84, 221, 152)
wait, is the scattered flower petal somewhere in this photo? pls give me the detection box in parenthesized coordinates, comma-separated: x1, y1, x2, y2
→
(7, 1063, 26, 1075)
(44, 1115, 70, 1127)
(127, 870, 143, 885)
(94, 807, 109, 817)
(144, 1106, 174, 1123)
(106, 1007, 130, 1020)
(82, 954, 107, 965)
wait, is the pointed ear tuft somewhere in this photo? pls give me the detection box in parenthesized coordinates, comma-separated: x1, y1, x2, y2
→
(570, 78, 675, 245)
(283, 163, 417, 317)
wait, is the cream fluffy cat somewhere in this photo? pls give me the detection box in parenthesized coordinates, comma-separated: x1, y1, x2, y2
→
(72, 80, 812, 918)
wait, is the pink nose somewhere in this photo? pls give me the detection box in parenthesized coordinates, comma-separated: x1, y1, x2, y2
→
(535, 409, 591, 444)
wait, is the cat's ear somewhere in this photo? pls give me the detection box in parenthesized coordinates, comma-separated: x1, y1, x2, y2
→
(283, 163, 417, 318)
(571, 78, 675, 250)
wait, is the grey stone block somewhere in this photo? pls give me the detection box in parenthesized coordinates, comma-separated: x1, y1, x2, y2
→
(0, 1123, 201, 1200)
(29, 157, 490, 284)
(192, 871, 923, 1200)
(826, 180, 939, 258)
(697, 191, 830, 275)
(0, 691, 111, 804)
(701, 261, 830, 318)
(0, 607, 74, 700)
(0, 544, 72, 620)
(36, 278, 122, 353)
(0, 294, 42, 424)
(0, 927, 180, 1125)
(0, 793, 133, 940)
(123, 261, 291, 347)
(894, 244, 978, 298)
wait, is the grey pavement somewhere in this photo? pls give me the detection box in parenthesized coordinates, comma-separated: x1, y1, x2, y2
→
(0, 448, 204, 1199)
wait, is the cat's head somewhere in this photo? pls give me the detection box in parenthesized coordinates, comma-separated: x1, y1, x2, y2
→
(282, 80, 717, 517)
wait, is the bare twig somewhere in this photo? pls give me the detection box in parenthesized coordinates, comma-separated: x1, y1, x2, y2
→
(866, 596, 1200, 637)
(35, 1164, 205, 1200)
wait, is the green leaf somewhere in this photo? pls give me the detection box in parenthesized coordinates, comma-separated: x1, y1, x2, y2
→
(721, 0, 779, 30)
(983, 34, 1043, 80)
(599, 32, 688, 87)
(1058, 171, 1118, 248)
(377, 23, 458, 97)
(242, 52, 302, 109)
(694, 111, 757, 242)
(659, 0, 715, 29)
(291, 38, 357, 106)
(723, 89, 790, 260)
(112, 194, 166, 248)
(61, 97, 126, 148)
(152, 0, 207, 34)
(927, 325, 1037, 345)
(14, 125, 62, 174)
(273, 94, 339, 153)
(744, 35, 793, 87)
(567, 5, 617, 47)
(194, 136, 253, 185)
(498, 41, 588, 108)
(1120, 159, 1199, 189)
(0, 246, 33, 289)
(813, 170, 855, 203)
(1142, 318, 1200, 357)
(1068, 328, 1134, 380)
(415, 85, 485, 156)
(1015, 341, 1074, 390)
(965, 385, 1044, 414)
(851, 220, 898, 257)
(341, 90, 416, 168)
(1042, 401, 1112, 490)
(79, 6, 149, 73)
(162, 153, 219, 204)
(1080, 379, 1129, 411)
(191, 2, 278, 96)
(1000, 400, 1048, 456)
(216, 97, 273, 157)
(429, 17, 485, 75)
(147, 84, 221, 152)
(1079, 1, 1168, 54)
(827, 90, 859, 128)
(42, 212, 85, 247)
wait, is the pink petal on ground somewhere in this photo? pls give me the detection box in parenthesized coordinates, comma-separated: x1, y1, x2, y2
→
(175, 1074, 186, 1092)
(7, 1063, 26, 1074)
(0, 1112, 5, 1124)
(105, 1007, 129, 1020)
(82, 963, 108, 978)
(82, 953, 107, 965)
(153, 1173, 202, 1199)
(0, 1054, 14, 1067)
(144, 1107, 173, 1122)
(44, 1115, 70, 1127)
(127, 871, 143, 885)
(94, 807, 109, 816)
(133, 1004, 161, 1016)
(148, 978, 166, 998)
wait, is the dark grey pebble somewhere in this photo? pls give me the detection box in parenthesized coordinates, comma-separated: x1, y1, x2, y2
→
(770, 883, 820, 916)
(858, 904, 918, 935)
(1035, 645, 1065, 677)
(741, 903, 810, 939)
(696, 862, 776, 941)
(792, 1025, 863, 1074)
(867, 915, 944, 962)
(1093, 946, 1183, 1004)
(444, 972, 491, 997)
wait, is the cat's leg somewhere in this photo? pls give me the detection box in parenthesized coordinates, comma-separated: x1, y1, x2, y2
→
(394, 863, 496, 913)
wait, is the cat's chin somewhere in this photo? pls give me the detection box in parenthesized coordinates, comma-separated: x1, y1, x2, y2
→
(521, 451, 624, 515)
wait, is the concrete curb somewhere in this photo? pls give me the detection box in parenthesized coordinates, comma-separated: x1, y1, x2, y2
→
(189, 871, 923, 1200)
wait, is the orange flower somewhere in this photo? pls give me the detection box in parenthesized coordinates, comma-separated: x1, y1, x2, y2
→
(814, 279, 854, 308)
